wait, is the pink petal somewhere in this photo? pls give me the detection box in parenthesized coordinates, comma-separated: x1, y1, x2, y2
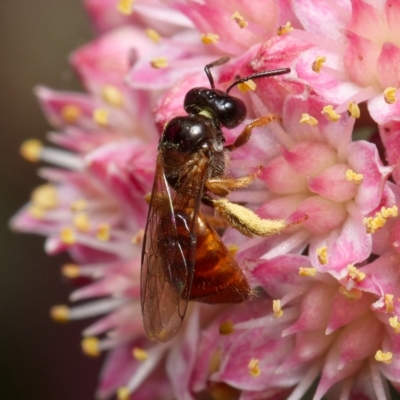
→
(368, 91, 400, 125)
(385, 0, 400, 41)
(377, 42, 400, 89)
(379, 121, 400, 184)
(348, 0, 384, 40)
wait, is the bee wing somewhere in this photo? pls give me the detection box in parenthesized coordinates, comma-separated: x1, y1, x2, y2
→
(141, 151, 209, 342)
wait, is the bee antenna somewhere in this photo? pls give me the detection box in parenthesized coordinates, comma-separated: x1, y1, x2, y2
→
(226, 68, 291, 94)
(204, 56, 230, 89)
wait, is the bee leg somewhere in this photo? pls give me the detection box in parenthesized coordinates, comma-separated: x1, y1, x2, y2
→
(225, 114, 278, 152)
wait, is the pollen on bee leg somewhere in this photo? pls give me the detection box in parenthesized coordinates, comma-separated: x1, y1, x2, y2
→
(248, 359, 261, 377)
(60, 227, 76, 245)
(82, 337, 101, 357)
(375, 350, 393, 364)
(62, 263, 80, 279)
(219, 320, 235, 335)
(273, 300, 283, 317)
(300, 113, 318, 126)
(20, 139, 43, 162)
(347, 264, 366, 283)
(93, 108, 109, 127)
(61, 104, 82, 124)
(317, 246, 328, 265)
(96, 224, 111, 241)
(339, 285, 363, 301)
(389, 316, 400, 333)
(277, 22, 293, 36)
(145, 28, 161, 43)
(117, 0, 134, 15)
(299, 267, 317, 277)
(131, 229, 145, 245)
(101, 85, 124, 107)
(150, 57, 168, 69)
(237, 79, 256, 93)
(201, 33, 220, 45)
(348, 101, 360, 118)
(385, 294, 394, 313)
(132, 347, 148, 361)
(346, 169, 363, 184)
(231, 11, 248, 28)
(321, 105, 341, 122)
(312, 56, 326, 73)
(384, 87, 397, 104)
(50, 305, 70, 323)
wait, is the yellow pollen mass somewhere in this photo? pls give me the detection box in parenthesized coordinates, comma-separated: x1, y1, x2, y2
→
(381, 205, 398, 219)
(201, 33, 220, 45)
(248, 359, 261, 377)
(375, 350, 393, 364)
(273, 299, 283, 317)
(70, 198, 87, 212)
(102, 85, 124, 107)
(277, 22, 293, 36)
(60, 227, 76, 245)
(299, 267, 317, 277)
(312, 56, 326, 73)
(363, 206, 398, 234)
(300, 113, 318, 126)
(384, 87, 397, 104)
(346, 169, 363, 184)
(219, 320, 235, 335)
(62, 263, 80, 279)
(237, 79, 256, 93)
(150, 57, 169, 69)
(317, 246, 328, 265)
(31, 184, 58, 209)
(385, 294, 394, 313)
(117, 387, 130, 400)
(339, 285, 363, 301)
(145, 28, 161, 43)
(231, 11, 248, 28)
(20, 139, 43, 162)
(50, 305, 70, 323)
(347, 264, 366, 282)
(389, 316, 400, 333)
(132, 347, 148, 361)
(61, 104, 82, 124)
(82, 337, 101, 357)
(73, 213, 90, 232)
(321, 105, 341, 122)
(348, 101, 360, 118)
(117, 0, 134, 15)
(93, 108, 109, 127)
(96, 223, 111, 241)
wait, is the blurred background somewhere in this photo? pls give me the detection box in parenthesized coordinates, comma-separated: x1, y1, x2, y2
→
(0, 1, 104, 399)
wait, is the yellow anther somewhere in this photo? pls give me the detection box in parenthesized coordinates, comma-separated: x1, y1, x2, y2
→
(50, 305, 70, 323)
(101, 85, 124, 107)
(384, 87, 397, 104)
(273, 299, 283, 317)
(70, 198, 87, 212)
(31, 184, 58, 209)
(62, 263, 80, 279)
(28, 205, 44, 219)
(131, 229, 145, 245)
(96, 223, 111, 241)
(150, 57, 169, 69)
(117, 387, 130, 400)
(321, 105, 341, 122)
(93, 108, 109, 127)
(317, 246, 328, 265)
(60, 227, 76, 245)
(145, 28, 161, 43)
(82, 337, 101, 357)
(381, 205, 398, 219)
(20, 139, 43, 162)
(375, 350, 393, 364)
(117, 0, 134, 15)
(346, 169, 363, 184)
(339, 285, 363, 301)
(248, 359, 261, 377)
(277, 22, 293, 36)
(201, 33, 220, 45)
(385, 294, 394, 313)
(237, 79, 256, 93)
(300, 113, 318, 126)
(73, 213, 90, 232)
(132, 347, 148, 361)
(299, 267, 317, 277)
(347, 265, 366, 282)
(208, 348, 221, 375)
(219, 321, 235, 335)
(363, 206, 398, 234)
(61, 104, 82, 124)
(389, 316, 400, 333)
(227, 244, 239, 257)
(231, 11, 248, 28)
(348, 101, 360, 118)
(312, 56, 326, 73)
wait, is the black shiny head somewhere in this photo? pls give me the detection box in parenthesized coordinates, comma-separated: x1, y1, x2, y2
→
(183, 57, 290, 129)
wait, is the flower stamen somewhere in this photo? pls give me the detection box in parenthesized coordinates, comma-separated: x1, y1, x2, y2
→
(385, 294, 394, 313)
(384, 87, 397, 104)
(277, 22, 293, 36)
(61, 104, 82, 124)
(339, 285, 363, 301)
(219, 321, 234, 335)
(312, 56, 326, 73)
(132, 347, 149, 361)
(62, 263, 80, 279)
(20, 139, 43, 162)
(273, 299, 283, 317)
(150, 57, 168, 69)
(363, 206, 398, 233)
(321, 105, 341, 122)
(237, 80, 256, 93)
(248, 359, 261, 377)
(50, 305, 70, 323)
(102, 85, 124, 107)
(346, 169, 363, 184)
(31, 184, 58, 209)
(317, 246, 328, 265)
(73, 213, 90, 232)
(96, 224, 111, 241)
(231, 11, 248, 28)
(389, 316, 400, 333)
(145, 28, 161, 43)
(201, 33, 220, 45)
(347, 264, 366, 282)
(300, 113, 318, 126)
(70, 198, 87, 212)
(375, 350, 393, 364)
(131, 229, 145, 245)
(299, 267, 317, 277)
(348, 102, 360, 118)
(117, 0, 134, 15)
(60, 227, 76, 245)
(93, 108, 109, 127)
(82, 336, 101, 357)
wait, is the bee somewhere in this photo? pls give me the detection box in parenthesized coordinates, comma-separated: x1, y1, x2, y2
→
(141, 56, 291, 342)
